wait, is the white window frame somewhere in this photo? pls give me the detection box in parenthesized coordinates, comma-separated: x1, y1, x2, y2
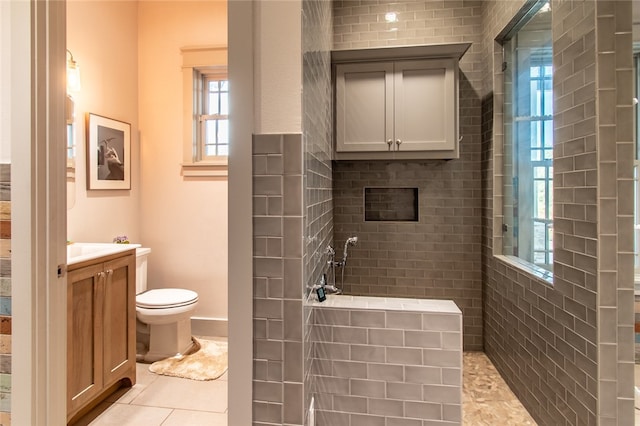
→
(199, 72, 229, 160)
(181, 45, 228, 177)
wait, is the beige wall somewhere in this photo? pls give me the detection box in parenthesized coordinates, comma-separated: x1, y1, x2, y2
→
(67, 1, 229, 322)
(66, 1, 140, 242)
(138, 1, 228, 322)
(0, 2, 10, 162)
(254, 0, 302, 134)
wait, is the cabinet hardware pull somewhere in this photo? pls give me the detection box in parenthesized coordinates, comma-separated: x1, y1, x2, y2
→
(387, 139, 393, 151)
(396, 139, 402, 149)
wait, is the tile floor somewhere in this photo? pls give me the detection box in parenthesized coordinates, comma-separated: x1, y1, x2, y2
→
(73, 335, 228, 426)
(76, 350, 538, 426)
(73, 364, 228, 426)
(463, 352, 537, 425)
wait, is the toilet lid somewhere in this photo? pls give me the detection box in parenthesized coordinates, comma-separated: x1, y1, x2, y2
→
(136, 288, 198, 309)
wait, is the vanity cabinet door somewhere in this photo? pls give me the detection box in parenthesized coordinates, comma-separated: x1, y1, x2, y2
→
(67, 263, 105, 418)
(102, 254, 136, 387)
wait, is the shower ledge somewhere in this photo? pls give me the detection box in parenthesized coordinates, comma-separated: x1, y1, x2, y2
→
(308, 294, 460, 314)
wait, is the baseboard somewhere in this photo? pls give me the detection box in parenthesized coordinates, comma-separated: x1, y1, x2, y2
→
(191, 316, 228, 338)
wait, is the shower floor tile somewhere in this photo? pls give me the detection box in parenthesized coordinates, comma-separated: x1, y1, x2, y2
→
(463, 352, 537, 425)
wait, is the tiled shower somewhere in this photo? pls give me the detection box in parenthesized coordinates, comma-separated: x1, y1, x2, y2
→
(250, 0, 635, 425)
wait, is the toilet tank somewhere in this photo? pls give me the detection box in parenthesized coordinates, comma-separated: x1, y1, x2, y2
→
(135, 247, 152, 295)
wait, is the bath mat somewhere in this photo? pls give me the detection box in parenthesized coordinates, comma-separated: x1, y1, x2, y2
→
(148, 337, 228, 381)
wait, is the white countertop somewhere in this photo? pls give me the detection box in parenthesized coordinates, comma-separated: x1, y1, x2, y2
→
(67, 242, 140, 265)
(308, 294, 461, 314)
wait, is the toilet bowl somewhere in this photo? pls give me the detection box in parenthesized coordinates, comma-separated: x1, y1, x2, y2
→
(135, 248, 199, 362)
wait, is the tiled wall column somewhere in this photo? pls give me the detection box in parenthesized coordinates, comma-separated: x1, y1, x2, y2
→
(312, 296, 462, 426)
(0, 164, 10, 426)
(594, 1, 635, 423)
(253, 135, 304, 426)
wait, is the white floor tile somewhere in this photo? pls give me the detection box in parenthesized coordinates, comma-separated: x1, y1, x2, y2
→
(106, 363, 161, 404)
(130, 375, 228, 412)
(161, 409, 227, 426)
(77, 402, 172, 426)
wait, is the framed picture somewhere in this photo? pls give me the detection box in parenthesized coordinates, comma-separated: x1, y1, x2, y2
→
(86, 113, 131, 190)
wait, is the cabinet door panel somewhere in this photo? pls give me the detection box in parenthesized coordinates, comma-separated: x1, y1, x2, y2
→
(102, 254, 136, 386)
(394, 59, 456, 151)
(336, 62, 393, 152)
(67, 263, 104, 418)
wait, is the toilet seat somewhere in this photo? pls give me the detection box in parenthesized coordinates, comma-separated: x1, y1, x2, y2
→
(136, 288, 198, 309)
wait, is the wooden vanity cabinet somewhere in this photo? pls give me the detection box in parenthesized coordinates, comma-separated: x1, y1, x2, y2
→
(67, 250, 136, 423)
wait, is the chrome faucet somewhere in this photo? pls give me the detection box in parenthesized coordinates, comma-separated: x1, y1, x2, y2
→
(324, 244, 341, 294)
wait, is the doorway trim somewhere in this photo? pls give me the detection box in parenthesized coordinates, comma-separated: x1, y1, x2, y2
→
(228, 1, 254, 424)
(11, 0, 67, 424)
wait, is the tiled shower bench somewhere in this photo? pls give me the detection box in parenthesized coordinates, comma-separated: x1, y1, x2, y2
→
(310, 295, 462, 426)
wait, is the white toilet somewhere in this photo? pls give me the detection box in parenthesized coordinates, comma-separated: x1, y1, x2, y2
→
(135, 247, 199, 362)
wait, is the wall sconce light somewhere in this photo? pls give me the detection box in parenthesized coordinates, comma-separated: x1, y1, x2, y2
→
(66, 49, 81, 92)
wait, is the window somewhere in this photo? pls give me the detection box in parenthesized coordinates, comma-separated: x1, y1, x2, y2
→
(199, 74, 229, 158)
(502, 2, 553, 273)
(181, 45, 228, 177)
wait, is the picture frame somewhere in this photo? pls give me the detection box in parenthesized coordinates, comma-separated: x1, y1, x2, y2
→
(86, 113, 131, 190)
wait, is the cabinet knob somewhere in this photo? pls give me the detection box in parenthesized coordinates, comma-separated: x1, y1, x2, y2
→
(396, 139, 402, 149)
(387, 139, 393, 151)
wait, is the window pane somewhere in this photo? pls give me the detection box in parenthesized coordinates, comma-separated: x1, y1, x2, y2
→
(534, 180, 546, 218)
(220, 80, 229, 91)
(217, 144, 229, 156)
(205, 144, 217, 156)
(534, 251, 546, 265)
(208, 93, 220, 115)
(206, 120, 217, 144)
(217, 119, 229, 145)
(220, 92, 229, 115)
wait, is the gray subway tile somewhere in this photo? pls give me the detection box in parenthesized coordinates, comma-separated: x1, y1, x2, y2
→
(368, 398, 404, 417)
(404, 330, 442, 348)
(386, 382, 423, 401)
(387, 347, 423, 365)
(351, 344, 386, 362)
(367, 363, 404, 382)
(404, 401, 442, 420)
(422, 384, 461, 404)
(332, 395, 367, 414)
(404, 365, 442, 385)
(387, 311, 423, 330)
(350, 378, 386, 398)
(368, 328, 404, 346)
(351, 310, 386, 327)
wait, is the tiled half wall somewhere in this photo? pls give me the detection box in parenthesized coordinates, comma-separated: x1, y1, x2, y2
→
(253, 134, 305, 425)
(311, 296, 462, 425)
